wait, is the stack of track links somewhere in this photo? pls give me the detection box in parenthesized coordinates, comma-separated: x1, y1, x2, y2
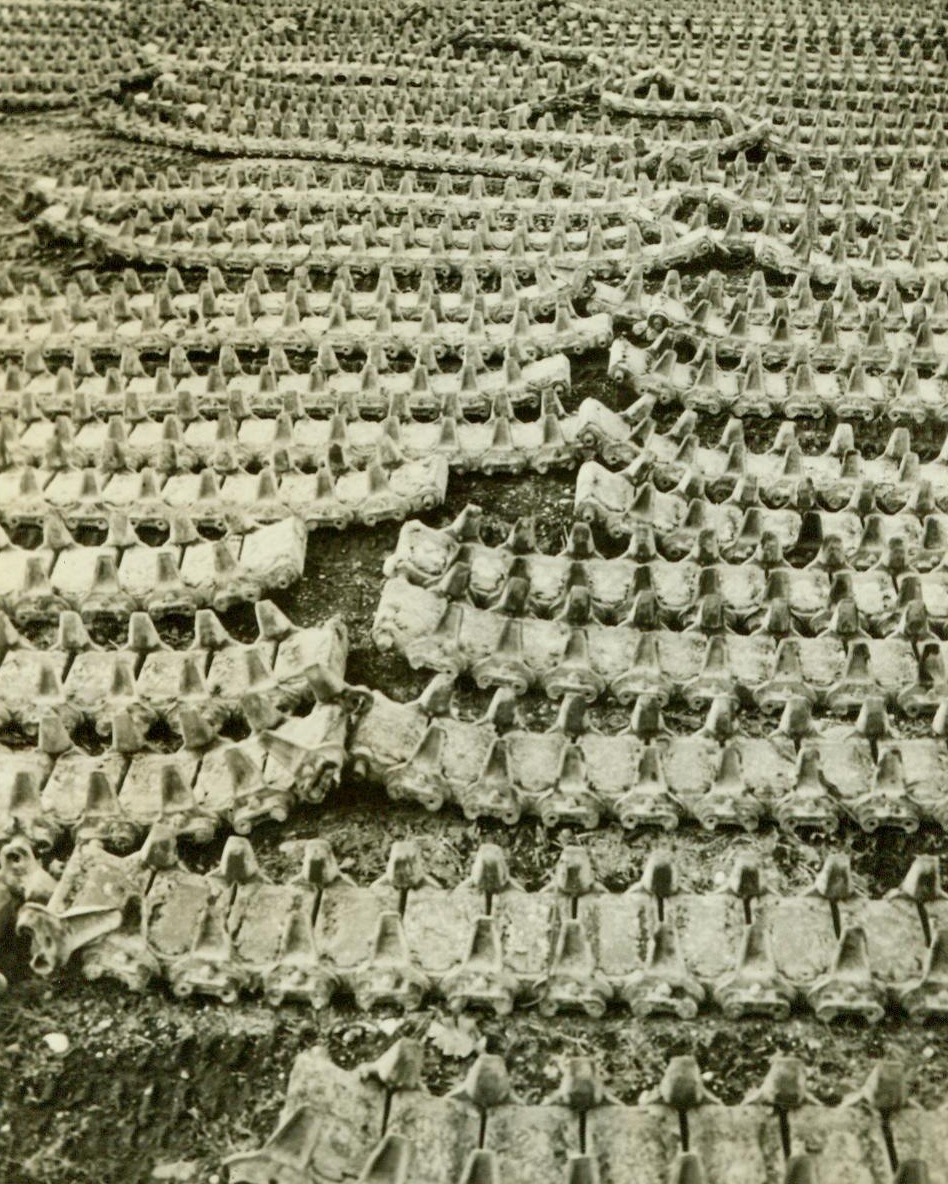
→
(5, 0, 948, 1179)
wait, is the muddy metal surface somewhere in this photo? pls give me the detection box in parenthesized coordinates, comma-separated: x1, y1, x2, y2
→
(2, 24, 948, 1184)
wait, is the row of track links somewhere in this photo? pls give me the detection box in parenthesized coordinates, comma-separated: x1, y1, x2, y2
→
(226, 1038, 941, 1184)
(16, 834, 948, 1024)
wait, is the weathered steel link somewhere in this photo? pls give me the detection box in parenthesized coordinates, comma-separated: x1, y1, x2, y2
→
(608, 336, 948, 422)
(578, 402, 948, 514)
(575, 464, 948, 561)
(0, 348, 570, 420)
(0, 705, 347, 848)
(384, 509, 948, 638)
(0, 398, 629, 478)
(372, 576, 940, 719)
(0, 517, 306, 619)
(0, 602, 351, 845)
(18, 837, 948, 1024)
(227, 1041, 948, 1183)
(0, 284, 611, 362)
(0, 0, 159, 112)
(346, 676, 948, 832)
(0, 457, 449, 531)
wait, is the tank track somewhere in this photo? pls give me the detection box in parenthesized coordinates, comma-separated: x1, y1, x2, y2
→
(16, 835, 948, 1026)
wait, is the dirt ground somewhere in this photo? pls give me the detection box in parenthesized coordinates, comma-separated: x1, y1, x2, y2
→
(2, 115, 948, 1184)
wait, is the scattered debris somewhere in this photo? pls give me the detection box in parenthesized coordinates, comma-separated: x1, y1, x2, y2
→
(425, 1014, 483, 1059)
(42, 1031, 69, 1054)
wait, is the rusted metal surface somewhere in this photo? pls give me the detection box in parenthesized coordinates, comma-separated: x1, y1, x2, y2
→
(228, 1040, 948, 1184)
(18, 837, 948, 1026)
